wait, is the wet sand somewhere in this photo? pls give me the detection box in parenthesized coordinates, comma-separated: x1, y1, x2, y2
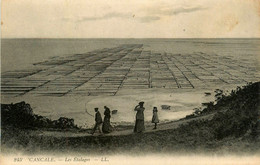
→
(1, 39, 259, 128)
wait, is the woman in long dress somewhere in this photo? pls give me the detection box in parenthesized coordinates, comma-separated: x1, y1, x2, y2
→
(102, 106, 112, 133)
(134, 102, 145, 133)
(152, 107, 159, 129)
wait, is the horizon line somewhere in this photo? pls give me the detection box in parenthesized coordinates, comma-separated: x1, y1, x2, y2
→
(1, 37, 260, 39)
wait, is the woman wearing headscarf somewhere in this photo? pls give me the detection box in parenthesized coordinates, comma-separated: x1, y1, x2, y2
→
(102, 106, 112, 133)
(134, 101, 145, 133)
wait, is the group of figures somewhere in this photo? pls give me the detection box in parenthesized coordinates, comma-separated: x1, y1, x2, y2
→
(91, 106, 113, 135)
(91, 102, 159, 135)
(134, 101, 159, 133)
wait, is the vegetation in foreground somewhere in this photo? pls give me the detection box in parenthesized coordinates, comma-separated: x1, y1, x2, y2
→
(1, 82, 259, 154)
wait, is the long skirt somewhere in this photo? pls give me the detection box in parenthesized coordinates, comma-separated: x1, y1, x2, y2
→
(102, 117, 112, 133)
(134, 119, 145, 133)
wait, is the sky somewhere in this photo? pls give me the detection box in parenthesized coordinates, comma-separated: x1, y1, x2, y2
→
(1, 0, 260, 38)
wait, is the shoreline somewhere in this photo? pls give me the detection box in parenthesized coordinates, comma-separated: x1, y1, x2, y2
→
(1, 82, 259, 154)
(0, 87, 220, 128)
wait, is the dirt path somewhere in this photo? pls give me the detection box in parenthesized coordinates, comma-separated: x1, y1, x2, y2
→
(38, 113, 215, 138)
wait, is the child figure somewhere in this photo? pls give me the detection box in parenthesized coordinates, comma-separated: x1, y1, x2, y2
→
(152, 107, 159, 129)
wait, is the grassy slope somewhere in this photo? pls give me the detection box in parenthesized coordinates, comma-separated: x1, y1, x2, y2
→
(1, 82, 259, 154)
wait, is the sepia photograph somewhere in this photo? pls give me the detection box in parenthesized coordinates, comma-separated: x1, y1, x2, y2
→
(1, 0, 259, 164)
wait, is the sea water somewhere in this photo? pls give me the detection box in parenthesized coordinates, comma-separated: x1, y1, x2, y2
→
(1, 38, 259, 127)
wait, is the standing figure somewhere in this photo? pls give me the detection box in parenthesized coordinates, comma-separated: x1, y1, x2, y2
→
(134, 101, 145, 133)
(102, 106, 112, 133)
(91, 108, 103, 135)
(152, 107, 159, 129)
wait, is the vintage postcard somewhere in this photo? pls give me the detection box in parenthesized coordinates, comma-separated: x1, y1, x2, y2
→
(1, 0, 259, 164)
